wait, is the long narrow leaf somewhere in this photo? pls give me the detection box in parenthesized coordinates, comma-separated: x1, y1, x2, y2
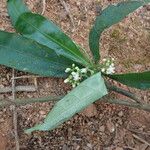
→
(7, 0, 90, 66)
(7, 0, 29, 25)
(25, 72, 108, 133)
(0, 31, 73, 77)
(89, 0, 149, 62)
(105, 71, 150, 90)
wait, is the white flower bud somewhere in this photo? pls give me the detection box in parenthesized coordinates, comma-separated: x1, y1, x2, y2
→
(110, 63, 114, 67)
(64, 78, 69, 83)
(111, 58, 115, 61)
(72, 84, 76, 88)
(69, 75, 73, 79)
(72, 72, 80, 81)
(72, 64, 75, 67)
(106, 62, 110, 66)
(102, 58, 106, 62)
(71, 72, 76, 76)
(81, 68, 87, 73)
(65, 68, 71, 73)
(75, 66, 80, 71)
(101, 68, 105, 73)
(106, 66, 115, 74)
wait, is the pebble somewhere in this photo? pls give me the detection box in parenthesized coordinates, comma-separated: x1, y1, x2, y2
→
(87, 143, 93, 149)
(115, 147, 123, 150)
(39, 110, 46, 115)
(99, 125, 105, 132)
(118, 111, 124, 117)
(106, 120, 115, 133)
(0, 94, 4, 99)
(62, 144, 69, 150)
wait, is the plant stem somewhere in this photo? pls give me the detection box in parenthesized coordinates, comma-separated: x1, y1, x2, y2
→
(102, 98, 150, 112)
(0, 95, 64, 108)
(1, 95, 150, 112)
(106, 83, 142, 103)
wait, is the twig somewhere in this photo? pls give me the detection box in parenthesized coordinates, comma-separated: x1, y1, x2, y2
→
(59, 0, 75, 30)
(11, 69, 20, 150)
(106, 83, 142, 104)
(11, 75, 40, 80)
(0, 75, 39, 93)
(132, 133, 150, 146)
(127, 127, 150, 135)
(0, 85, 37, 93)
(34, 78, 38, 90)
(122, 146, 136, 150)
(0, 95, 64, 108)
(41, 0, 46, 15)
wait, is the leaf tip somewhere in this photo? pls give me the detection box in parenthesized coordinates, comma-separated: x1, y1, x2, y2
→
(24, 128, 34, 134)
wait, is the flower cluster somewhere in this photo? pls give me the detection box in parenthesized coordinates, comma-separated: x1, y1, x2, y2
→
(64, 57, 115, 88)
(100, 57, 115, 74)
(64, 64, 94, 88)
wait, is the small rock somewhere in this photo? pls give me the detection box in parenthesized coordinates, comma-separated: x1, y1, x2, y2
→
(106, 120, 115, 133)
(76, 145, 80, 150)
(80, 104, 97, 117)
(87, 143, 93, 149)
(117, 118, 123, 125)
(133, 64, 143, 72)
(115, 147, 123, 150)
(59, 10, 68, 20)
(62, 144, 69, 150)
(118, 111, 124, 117)
(0, 118, 5, 123)
(0, 94, 4, 99)
(99, 125, 105, 132)
(39, 110, 46, 115)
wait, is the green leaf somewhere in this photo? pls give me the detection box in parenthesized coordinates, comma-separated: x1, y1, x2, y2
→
(0, 31, 74, 77)
(89, 0, 150, 62)
(25, 72, 108, 133)
(7, 0, 29, 26)
(7, 0, 90, 66)
(105, 71, 150, 90)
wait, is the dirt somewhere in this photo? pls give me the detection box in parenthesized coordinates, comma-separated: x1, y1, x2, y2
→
(0, 0, 150, 149)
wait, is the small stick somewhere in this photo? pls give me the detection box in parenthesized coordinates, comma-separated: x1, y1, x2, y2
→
(0, 75, 39, 93)
(34, 77, 38, 90)
(11, 69, 20, 150)
(0, 85, 37, 93)
(59, 0, 75, 30)
(11, 75, 40, 80)
(127, 127, 150, 135)
(122, 146, 136, 150)
(132, 134, 150, 146)
(41, 0, 46, 15)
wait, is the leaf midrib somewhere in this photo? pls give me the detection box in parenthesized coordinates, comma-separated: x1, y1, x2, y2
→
(12, 2, 89, 66)
(0, 44, 69, 69)
(42, 84, 104, 130)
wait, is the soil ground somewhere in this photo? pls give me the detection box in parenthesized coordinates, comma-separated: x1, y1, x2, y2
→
(0, 0, 150, 150)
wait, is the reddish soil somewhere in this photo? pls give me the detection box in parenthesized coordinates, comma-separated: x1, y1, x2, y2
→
(0, 0, 150, 149)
